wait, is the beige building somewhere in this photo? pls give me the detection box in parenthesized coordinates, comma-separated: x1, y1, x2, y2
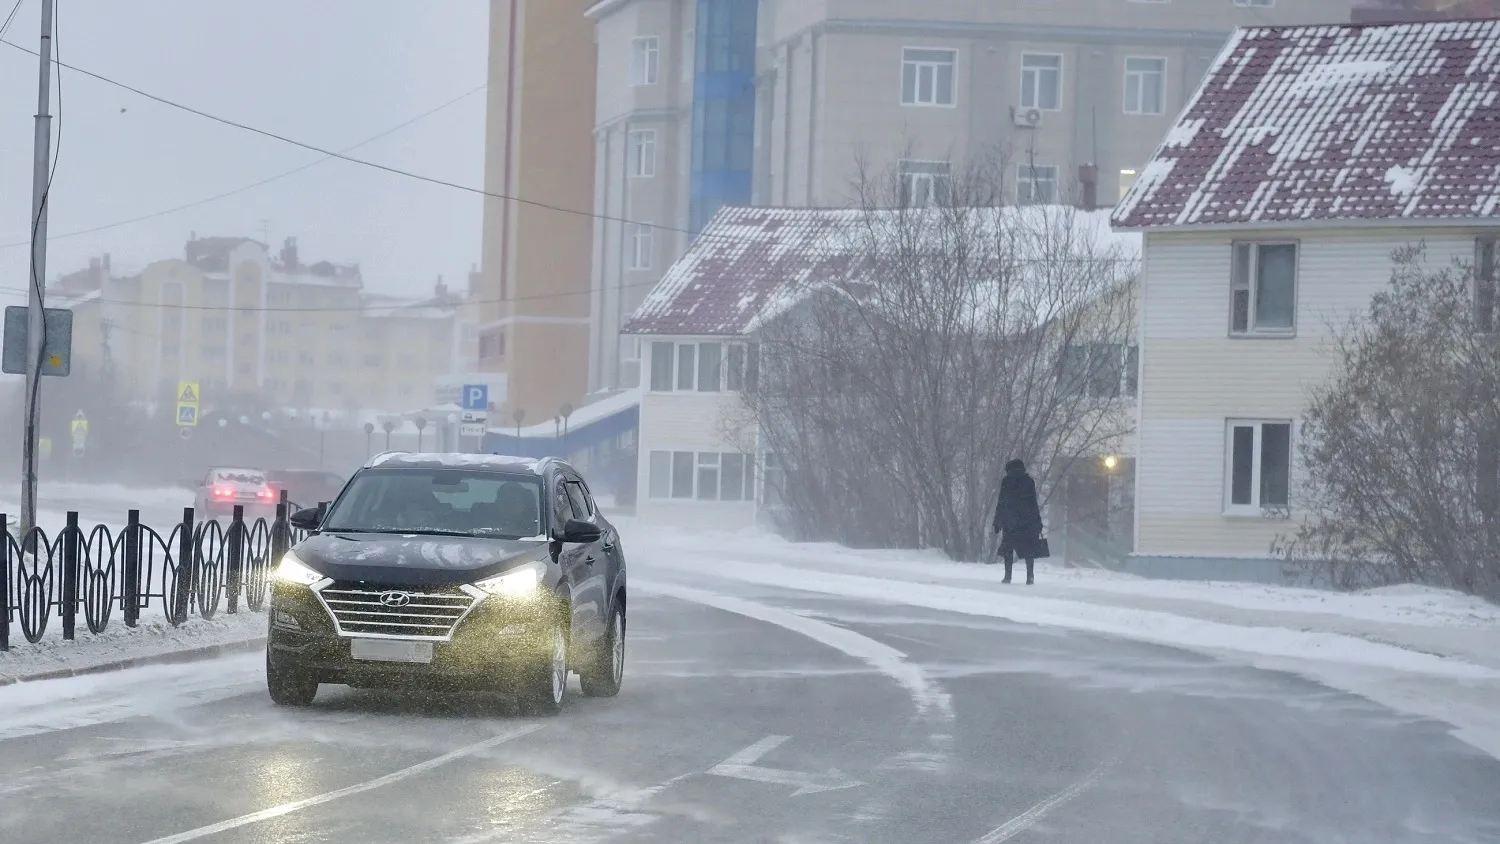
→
(477, 0, 599, 427)
(587, 0, 1355, 393)
(50, 238, 465, 414)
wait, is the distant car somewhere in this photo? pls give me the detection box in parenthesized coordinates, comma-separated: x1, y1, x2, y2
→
(264, 469, 347, 511)
(265, 453, 627, 715)
(193, 467, 277, 523)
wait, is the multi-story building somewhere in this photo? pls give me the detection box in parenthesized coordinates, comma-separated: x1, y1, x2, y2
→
(50, 237, 464, 414)
(476, 0, 599, 427)
(586, 0, 1356, 394)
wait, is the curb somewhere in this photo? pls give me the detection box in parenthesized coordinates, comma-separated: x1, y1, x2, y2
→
(0, 637, 266, 687)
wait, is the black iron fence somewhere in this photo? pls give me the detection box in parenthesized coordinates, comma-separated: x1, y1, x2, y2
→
(1, 496, 312, 651)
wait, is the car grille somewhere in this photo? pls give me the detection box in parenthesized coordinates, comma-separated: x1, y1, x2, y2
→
(317, 584, 477, 640)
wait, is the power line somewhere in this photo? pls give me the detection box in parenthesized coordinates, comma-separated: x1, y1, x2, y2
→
(0, 35, 717, 243)
(0, 0, 24, 41)
(0, 82, 487, 250)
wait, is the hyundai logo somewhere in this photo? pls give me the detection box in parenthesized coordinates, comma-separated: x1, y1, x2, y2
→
(378, 591, 413, 608)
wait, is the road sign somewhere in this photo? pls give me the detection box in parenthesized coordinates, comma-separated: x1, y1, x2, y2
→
(177, 404, 198, 426)
(459, 422, 487, 438)
(178, 427, 193, 441)
(70, 410, 88, 439)
(461, 384, 489, 412)
(460, 410, 489, 424)
(2, 306, 73, 376)
(177, 382, 199, 404)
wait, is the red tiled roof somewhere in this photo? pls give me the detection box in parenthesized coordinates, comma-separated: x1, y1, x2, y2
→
(1113, 19, 1500, 230)
(622, 207, 866, 337)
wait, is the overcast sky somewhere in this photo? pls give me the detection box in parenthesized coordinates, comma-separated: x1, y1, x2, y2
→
(0, 0, 490, 307)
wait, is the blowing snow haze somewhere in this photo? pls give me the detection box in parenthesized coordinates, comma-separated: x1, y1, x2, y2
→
(3, 2, 1500, 843)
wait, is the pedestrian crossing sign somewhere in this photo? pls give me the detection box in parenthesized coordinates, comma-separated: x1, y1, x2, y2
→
(70, 418, 88, 437)
(177, 382, 199, 404)
(177, 403, 198, 426)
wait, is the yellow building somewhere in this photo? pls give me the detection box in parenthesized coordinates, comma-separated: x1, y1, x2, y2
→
(49, 238, 465, 414)
(477, 0, 598, 427)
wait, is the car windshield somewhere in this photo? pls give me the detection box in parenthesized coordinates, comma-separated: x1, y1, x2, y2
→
(321, 468, 544, 539)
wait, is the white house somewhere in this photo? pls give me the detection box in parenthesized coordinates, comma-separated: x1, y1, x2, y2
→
(623, 204, 1141, 533)
(1113, 19, 1500, 582)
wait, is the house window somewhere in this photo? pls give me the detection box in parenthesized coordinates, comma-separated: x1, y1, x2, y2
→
(899, 159, 952, 208)
(646, 341, 752, 393)
(632, 37, 660, 85)
(1018, 164, 1058, 205)
(647, 450, 757, 500)
(1020, 54, 1062, 111)
(1124, 57, 1166, 115)
(1060, 343, 1139, 399)
(901, 48, 957, 107)
(1231, 242, 1298, 335)
(628, 223, 654, 270)
(628, 129, 656, 178)
(1226, 420, 1291, 513)
(1476, 238, 1496, 333)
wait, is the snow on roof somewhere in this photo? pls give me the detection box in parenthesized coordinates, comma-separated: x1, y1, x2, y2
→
(366, 452, 543, 473)
(624, 205, 1138, 337)
(1113, 19, 1500, 230)
(491, 387, 642, 437)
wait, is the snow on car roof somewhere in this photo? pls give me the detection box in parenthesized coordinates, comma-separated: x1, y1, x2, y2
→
(1113, 19, 1500, 230)
(364, 452, 545, 474)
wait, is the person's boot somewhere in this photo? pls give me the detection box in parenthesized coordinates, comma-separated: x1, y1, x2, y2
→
(1026, 561, 1035, 585)
(1002, 562, 1012, 584)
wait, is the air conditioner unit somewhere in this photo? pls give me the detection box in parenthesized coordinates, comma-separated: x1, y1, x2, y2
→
(1012, 107, 1043, 129)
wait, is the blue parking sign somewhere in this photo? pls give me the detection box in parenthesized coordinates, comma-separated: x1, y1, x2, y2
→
(462, 384, 488, 411)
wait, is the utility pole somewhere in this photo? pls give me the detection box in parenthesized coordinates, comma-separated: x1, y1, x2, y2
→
(21, 0, 56, 537)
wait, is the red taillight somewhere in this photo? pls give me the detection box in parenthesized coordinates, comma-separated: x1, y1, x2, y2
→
(212, 487, 234, 499)
(257, 488, 274, 500)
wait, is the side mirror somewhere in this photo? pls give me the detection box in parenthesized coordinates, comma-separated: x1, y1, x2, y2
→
(559, 518, 602, 544)
(289, 507, 322, 531)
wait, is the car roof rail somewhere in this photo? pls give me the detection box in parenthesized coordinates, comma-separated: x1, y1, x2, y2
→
(364, 450, 409, 468)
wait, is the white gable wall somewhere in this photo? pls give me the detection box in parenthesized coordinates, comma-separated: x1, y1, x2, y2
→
(1136, 226, 1484, 573)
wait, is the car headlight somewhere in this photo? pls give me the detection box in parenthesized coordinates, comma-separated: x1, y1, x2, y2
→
(474, 562, 544, 597)
(273, 551, 324, 586)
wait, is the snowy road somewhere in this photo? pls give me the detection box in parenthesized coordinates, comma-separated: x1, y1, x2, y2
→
(4, 578, 1499, 843)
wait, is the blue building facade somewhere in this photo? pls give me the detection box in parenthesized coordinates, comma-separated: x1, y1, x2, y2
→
(689, 0, 758, 234)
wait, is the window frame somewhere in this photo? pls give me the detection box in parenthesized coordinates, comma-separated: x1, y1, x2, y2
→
(631, 36, 660, 86)
(1017, 163, 1059, 205)
(1019, 53, 1064, 112)
(900, 47, 958, 108)
(644, 340, 752, 394)
(898, 159, 953, 208)
(1229, 241, 1300, 338)
(627, 128, 657, 178)
(628, 223, 655, 270)
(1123, 55, 1167, 116)
(1223, 419, 1293, 516)
(646, 449, 757, 501)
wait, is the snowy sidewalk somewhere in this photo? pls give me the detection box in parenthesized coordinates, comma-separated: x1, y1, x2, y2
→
(0, 612, 267, 686)
(626, 523, 1500, 759)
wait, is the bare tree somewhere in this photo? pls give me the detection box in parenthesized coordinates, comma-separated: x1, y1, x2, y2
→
(738, 157, 1137, 561)
(1276, 244, 1500, 599)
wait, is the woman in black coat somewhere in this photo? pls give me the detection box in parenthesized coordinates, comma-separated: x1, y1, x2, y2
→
(992, 458, 1043, 584)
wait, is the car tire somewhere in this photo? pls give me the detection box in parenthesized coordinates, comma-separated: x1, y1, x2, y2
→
(580, 604, 624, 698)
(266, 652, 318, 706)
(516, 609, 568, 716)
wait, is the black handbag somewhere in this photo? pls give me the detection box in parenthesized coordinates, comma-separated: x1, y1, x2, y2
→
(1033, 536, 1051, 560)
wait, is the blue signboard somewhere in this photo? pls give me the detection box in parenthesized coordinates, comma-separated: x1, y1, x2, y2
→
(461, 384, 489, 411)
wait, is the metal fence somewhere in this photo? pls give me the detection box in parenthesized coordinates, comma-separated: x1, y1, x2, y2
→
(0, 497, 311, 651)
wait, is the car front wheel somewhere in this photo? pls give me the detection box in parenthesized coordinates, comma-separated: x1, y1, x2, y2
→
(266, 652, 318, 706)
(580, 604, 624, 698)
(516, 612, 568, 716)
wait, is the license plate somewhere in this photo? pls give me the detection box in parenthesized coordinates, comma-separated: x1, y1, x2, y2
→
(350, 638, 434, 664)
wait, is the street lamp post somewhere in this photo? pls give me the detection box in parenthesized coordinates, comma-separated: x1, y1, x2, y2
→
(18, 0, 56, 537)
(414, 416, 428, 451)
(364, 422, 374, 456)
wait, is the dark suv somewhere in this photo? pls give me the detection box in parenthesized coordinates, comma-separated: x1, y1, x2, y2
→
(265, 453, 626, 715)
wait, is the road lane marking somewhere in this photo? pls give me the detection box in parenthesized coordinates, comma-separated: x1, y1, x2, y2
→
(637, 580, 952, 720)
(135, 724, 542, 844)
(968, 757, 1114, 843)
(709, 735, 864, 796)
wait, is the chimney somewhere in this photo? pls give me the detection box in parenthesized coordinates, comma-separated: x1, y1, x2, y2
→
(435, 274, 448, 299)
(1077, 163, 1099, 212)
(281, 237, 299, 270)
